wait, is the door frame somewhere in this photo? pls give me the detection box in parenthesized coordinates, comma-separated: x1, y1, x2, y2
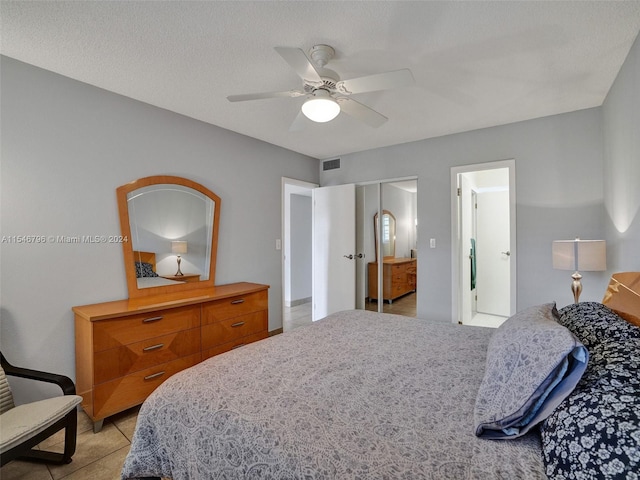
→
(450, 160, 516, 324)
(281, 177, 318, 330)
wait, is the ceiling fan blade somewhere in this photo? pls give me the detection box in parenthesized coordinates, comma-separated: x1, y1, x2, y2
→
(289, 111, 307, 132)
(336, 97, 387, 128)
(227, 90, 304, 102)
(274, 47, 323, 84)
(336, 69, 414, 95)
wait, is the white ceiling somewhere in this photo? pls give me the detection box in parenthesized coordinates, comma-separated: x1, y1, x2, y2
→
(2, 1, 639, 160)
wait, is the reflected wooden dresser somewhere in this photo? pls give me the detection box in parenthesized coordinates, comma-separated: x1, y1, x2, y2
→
(73, 282, 268, 431)
(368, 258, 417, 303)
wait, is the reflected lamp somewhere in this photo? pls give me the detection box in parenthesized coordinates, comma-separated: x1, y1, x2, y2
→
(171, 241, 188, 276)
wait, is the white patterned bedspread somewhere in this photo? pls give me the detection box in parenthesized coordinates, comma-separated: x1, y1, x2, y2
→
(122, 310, 546, 479)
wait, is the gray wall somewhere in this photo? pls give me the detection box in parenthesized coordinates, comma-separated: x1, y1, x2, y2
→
(0, 56, 319, 402)
(322, 107, 607, 320)
(603, 33, 640, 272)
(289, 194, 312, 303)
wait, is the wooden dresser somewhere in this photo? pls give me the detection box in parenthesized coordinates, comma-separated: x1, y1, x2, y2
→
(73, 282, 268, 431)
(368, 258, 417, 303)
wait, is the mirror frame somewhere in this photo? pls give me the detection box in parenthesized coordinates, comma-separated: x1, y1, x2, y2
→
(116, 175, 221, 299)
(374, 209, 396, 261)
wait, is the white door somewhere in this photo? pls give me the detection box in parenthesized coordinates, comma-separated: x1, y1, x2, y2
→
(475, 189, 511, 317)
(312, 184, 356, 321)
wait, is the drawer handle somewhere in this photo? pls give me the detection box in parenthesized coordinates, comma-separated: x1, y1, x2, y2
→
(144, 371, 166, 381)
(142, 343, 164, 352)
(232, 343, 246, 350)
(142, 316, 163, 324)
(231, 321, 245, 328)
(231, 299, 245, 305)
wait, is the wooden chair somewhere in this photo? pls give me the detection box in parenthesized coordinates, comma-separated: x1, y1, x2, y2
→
(0, 352, 82, 466)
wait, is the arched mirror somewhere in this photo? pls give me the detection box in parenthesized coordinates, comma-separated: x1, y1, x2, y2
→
(117, 175, 221, 298)
(374, 210, 396, 260)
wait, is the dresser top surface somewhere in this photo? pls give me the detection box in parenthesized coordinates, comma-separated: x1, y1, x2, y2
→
(369, 257, 416, 265)
(73, 282, 269, 321)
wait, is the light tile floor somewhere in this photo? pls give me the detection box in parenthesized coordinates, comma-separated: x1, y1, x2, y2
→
(283, 301, 312, 331)
(463, 312, 508, 328)
(0, 406, 140, 480)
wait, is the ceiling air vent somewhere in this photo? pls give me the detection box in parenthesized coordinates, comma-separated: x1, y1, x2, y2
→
(323, 158, 340, 171)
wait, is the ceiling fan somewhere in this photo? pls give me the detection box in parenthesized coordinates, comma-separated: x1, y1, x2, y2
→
(227, 44, 414, 129)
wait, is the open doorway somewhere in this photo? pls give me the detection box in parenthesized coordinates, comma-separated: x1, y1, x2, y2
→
(282, 178, 316, 332)
(451, 160, 516, 327)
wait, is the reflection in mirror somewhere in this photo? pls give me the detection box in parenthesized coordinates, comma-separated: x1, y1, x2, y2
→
(374, 210, 396, 260)
(128, 184, 213, 287)
(117, 176, 220, 299)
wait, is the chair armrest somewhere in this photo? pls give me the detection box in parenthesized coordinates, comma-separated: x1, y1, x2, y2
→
(1, 352, 76, 396)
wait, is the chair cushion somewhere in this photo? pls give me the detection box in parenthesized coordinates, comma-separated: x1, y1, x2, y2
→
(0, 395, 82, 453)
(0, 366, 15, 415)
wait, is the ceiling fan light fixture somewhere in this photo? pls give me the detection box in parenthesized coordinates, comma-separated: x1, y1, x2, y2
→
(301, 90, 340, 123)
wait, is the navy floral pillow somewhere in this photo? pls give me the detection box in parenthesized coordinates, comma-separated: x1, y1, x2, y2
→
(540, 302, 640, 479)
(135, 261, 159, 278)
(555, 302, 640, 348)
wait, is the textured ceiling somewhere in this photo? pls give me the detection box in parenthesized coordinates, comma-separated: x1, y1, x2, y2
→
(1, 1, 639, 160)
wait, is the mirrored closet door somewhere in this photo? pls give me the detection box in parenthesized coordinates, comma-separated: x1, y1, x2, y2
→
(359, 179, 417, 317)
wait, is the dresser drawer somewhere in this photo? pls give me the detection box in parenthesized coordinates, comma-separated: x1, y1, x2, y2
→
(202, 290, 268, 325)
(392, 264, 408, 274)
(393, 283, 409, 294)
(93, 305, 200, 352)
(93, 353, 200, 420)
(94, 327, 201, 384)
(202, 331, 269, 360)
(202, 310, 267, 349)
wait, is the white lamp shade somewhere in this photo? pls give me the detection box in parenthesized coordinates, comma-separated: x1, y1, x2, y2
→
(552, 239, 606, 271)
(301, 90, 340, 123)
(171, 241, 188, 254)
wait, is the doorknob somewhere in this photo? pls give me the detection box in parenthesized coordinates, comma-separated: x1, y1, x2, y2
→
(343, 254, 354, 260)
(501, 251, 511, 256)
(356, 253, 365, 258)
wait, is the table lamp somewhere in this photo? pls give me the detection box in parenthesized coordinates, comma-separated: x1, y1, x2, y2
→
(552, 238, 606, 303)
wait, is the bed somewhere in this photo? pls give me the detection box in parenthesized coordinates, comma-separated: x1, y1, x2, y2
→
(122, 286, 640, 479)
(134, 251, 186, 288)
